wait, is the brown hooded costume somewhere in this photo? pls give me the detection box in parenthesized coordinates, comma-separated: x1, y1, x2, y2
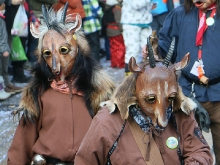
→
(74, 37, 213, 165)
(7, 3, 115, 165)
(75, 106, 213, 165)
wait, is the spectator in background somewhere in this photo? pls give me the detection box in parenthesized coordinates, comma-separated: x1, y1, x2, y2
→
(105, 0, 125, 68)
(150, 0, 169, 35)
(0, 0, 22, 95)
(4, 0, 35, 83)
(0, 0, 11, 100)
(143, 0, 220, 163)
(150, 0, 181, 35)
(99, 0, 111, 61)
(82, 0, 103, 63)
(121, 0, 152, 76)
(24, 0, 40, 70)
(53, 0, 85, 18)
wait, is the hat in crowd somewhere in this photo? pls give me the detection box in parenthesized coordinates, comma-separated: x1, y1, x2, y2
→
(0, 0, 5, 4)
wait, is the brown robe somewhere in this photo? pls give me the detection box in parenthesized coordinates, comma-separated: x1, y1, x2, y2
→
(7, 88, 92, 165)
(75, 106, 213, 165)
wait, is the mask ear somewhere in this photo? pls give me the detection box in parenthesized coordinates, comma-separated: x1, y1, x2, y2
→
(30, 22, 41, 38)
(68, 14, 82, 33)
(128, 57, 144, 73)
(174, 52, 190, 71)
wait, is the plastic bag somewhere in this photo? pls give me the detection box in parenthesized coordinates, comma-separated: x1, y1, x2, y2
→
(10, 36, 28, 61)
(11, 4, 28, 37)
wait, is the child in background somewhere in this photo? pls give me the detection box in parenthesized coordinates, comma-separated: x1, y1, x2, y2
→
(105, 0, 125, 68)
(0, 0, 21, 100)
(121, 0, 152, 76)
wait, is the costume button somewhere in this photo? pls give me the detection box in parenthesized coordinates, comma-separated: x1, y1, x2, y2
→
(166, 137, 178, 149)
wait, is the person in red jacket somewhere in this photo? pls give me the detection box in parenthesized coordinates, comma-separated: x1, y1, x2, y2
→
(105, 0, 125, 68)
(53, 0, 85, 18)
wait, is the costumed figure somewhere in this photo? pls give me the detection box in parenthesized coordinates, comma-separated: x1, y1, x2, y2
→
(105, 0, 125, 68)
(7, 3, 115, 165)
(143, 0, 220, 162)
(74, 36, 213, 165)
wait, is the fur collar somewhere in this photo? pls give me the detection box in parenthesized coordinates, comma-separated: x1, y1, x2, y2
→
(100, 74, 197, 119)
(13, 57, 115, 123)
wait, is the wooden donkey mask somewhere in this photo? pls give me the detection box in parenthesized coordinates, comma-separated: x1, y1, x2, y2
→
(30, 3, 87, 82)
(129, 37, 190, 127)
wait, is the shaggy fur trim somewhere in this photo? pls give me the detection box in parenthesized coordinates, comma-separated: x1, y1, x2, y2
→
(17, 86, 39, 117)
(101, 74, 197, 119)
(173, 85, 197, 115)
(100, 73, 138, 119)
(90, 69, 115, 115)
(12, 79, 40, 123)
(100, 100, 116, 114)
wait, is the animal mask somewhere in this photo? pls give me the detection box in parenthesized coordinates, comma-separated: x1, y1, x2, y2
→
(129, 37, 190, 127)
(30, 3, 86, 81)
(101, 35, 196, 129)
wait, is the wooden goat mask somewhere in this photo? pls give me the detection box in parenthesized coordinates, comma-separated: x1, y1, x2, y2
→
(129, 37, 190, 127)
(30, 3, 85, 81)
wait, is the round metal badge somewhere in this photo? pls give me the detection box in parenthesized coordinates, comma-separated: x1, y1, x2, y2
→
(206, 17, 215, 26)
(166, 137, 178, 149)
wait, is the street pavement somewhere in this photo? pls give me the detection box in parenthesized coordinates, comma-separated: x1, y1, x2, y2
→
(0, 58, 215, 165)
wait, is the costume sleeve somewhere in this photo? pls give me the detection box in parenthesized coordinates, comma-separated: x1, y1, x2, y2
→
(7, 115, 39, 165)
(75, 117, 111, 165)
(0, 20, 10, 54)
(177, 111, 213, 165)
(158, 7, 183, 62)
(113, 6, 122, 32)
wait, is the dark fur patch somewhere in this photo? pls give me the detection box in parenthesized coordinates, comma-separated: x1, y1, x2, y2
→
(22, 47, 100, 122)
(194, 128, 208, 145)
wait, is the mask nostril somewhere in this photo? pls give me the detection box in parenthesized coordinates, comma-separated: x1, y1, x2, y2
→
(55, 71, 60, 75)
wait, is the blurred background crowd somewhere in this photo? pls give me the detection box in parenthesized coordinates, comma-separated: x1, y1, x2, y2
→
(0, 0, 181, 99)
(1, 0, 219, 164)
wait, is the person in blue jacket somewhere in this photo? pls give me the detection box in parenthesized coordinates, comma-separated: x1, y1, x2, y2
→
(142, 0, 220, 163)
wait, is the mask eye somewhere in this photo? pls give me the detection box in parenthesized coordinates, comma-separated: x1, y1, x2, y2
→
(145, 95, 156, 104)
(42, 50, 51, 58)
(60, 46, 70, 54)
(168, 93, 176, 102)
